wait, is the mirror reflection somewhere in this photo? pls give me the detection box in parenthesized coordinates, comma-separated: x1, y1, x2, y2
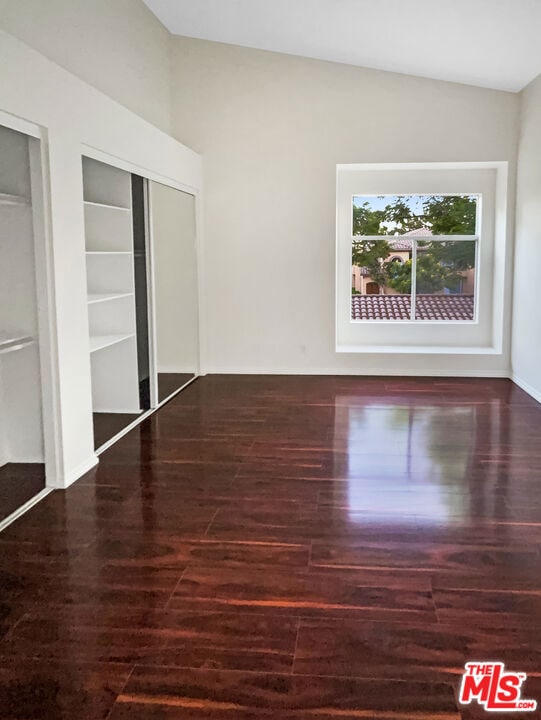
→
(149, 182, 199, 404)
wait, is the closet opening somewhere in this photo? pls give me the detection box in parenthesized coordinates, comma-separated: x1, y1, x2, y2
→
(0, 121, 54, 526)
(83, 157, 148, 451)
(82, 156, 200, 452)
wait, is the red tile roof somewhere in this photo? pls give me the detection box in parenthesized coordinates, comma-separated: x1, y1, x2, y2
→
(351, 294, 474, 321)
(388, 237, 413, 251)
(402, 228, 433, 237)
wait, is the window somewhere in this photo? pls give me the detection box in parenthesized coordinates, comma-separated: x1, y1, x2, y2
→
(336, 162, 509, 354)
(351, 194, 479, 321)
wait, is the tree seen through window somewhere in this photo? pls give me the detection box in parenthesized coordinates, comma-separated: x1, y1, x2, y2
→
(351, 195, 478, 321)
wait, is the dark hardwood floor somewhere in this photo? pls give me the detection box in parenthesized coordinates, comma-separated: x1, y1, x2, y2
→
(0, 463, 45, 524)
(93, 372, 195, 451)
(158, 372, 195, 403)
(93, 412, 141, 450)
(1, 375, 540, 718)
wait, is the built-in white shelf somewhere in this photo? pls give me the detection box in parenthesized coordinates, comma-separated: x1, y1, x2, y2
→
(0, 192, 30, 207)
(0, 332, 34, 355)
(89, 333, 135, 353)
(86, 250, 134, 295)
(88, 292, 134, 306)
(85, 251, 132, 256)
(83, 155, 140, 414)
(84, 200, 130, 212)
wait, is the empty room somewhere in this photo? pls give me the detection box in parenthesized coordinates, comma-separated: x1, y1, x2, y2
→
(0, 0, 540, 717)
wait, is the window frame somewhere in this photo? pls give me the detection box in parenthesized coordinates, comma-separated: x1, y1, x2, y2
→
(336, 162, 509, 354)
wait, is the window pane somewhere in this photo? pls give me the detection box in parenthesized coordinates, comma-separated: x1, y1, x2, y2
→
(351, 239, 411, 320)
(414, 240, 476, 321)
(352, 195, 478, 236)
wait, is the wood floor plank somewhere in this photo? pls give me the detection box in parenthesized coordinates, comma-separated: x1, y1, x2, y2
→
(0, 658, 131, 720)
(147, 611, 299, 673)
(294, 617, 541, 680)
(169, 566, 438, 621)
(310, 539, 541, 575)
(433, 587, 541, 628)
(75, 533, 311, 571)
(109, 667, 460, 719)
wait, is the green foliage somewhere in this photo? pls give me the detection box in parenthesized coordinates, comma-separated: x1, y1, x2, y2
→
(352, 202, 386, 236)
(422, 195, 476, 235)
(415, 253, 462, 293)
(351, 195, 477, 294)
(385, 254, 463, 294)
(351, 238, 391, 266)
(383, 198, 425, 234)
(385, 259, 412, 293)
(353, 198, 425, 236)
(351, 238, 391, 288)
(423, 240, 476, 271)
(352, 194, 477, 237)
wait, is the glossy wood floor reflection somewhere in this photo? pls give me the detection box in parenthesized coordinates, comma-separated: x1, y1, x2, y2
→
(1, 376, 541, 719)
(0, 463, 45, 523)
(158, 372, 195, 403)
(93, 412, 141, 450)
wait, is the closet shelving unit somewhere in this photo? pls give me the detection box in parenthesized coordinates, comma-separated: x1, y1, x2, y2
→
(83, 157, 141, 414)
(0, 124, 45, 479)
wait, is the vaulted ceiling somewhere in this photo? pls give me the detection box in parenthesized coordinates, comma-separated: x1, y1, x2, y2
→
(143, 0, 541, 92)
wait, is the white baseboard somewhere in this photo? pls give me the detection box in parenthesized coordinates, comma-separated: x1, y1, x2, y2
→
(0, 454, 45, 464)
(157, 366, 196, 374)
(47, 454, 99, 489)
(93, 408, 142, 415)
(511, 374, 541, 404)
(203, 366, 511, 378)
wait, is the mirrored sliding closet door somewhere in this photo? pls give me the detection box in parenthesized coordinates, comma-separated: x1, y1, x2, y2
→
(148, 182, 199, 405)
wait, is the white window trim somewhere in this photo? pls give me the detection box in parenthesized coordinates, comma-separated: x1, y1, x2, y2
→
(336, 161, 509, 354)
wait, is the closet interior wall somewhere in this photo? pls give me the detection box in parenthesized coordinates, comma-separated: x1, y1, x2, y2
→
(0, 123, 47, 521)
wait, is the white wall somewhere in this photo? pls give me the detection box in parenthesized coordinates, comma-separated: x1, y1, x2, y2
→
(0, 29, 202, 486)
(511, 74, 541, 402)
(0, 0, 172, 132)
(170, 37, 519, 376)
(150, 182, 199, 374)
